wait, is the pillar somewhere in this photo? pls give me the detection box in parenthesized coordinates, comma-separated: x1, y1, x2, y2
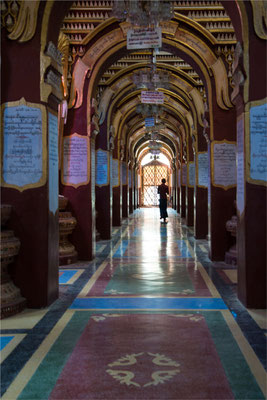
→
(95, 119, 112, 240)
(194, 125, 208, 239)
(112, 157, 121, 226)
(121, 161, 128, 218)
(208, 87, 236, 260)
(186, 135, 194, 227)
(60, 81, 94, 260)
(1, 1, 70, 307)
(231, 4, 267, 307)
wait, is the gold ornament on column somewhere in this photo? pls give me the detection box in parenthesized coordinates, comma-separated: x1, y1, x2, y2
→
(0, 205, 26, 319)
(58, 195, 78, 266)
(225, 203, 237, 265)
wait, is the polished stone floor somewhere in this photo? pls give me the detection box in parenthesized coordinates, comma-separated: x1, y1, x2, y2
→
(1, 208, 266, 399)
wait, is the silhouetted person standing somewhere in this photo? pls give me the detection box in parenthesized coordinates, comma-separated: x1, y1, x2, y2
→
(158, 178, 169, 222)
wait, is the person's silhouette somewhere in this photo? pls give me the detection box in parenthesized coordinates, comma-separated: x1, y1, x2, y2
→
(158, 178, 169, 223)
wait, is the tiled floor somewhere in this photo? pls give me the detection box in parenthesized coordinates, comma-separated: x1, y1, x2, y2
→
(1, 208, 266, 399)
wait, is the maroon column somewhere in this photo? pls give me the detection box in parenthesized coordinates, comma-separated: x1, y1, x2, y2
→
(186, 187, 194, 226)
(121, 162, 128, 218)
(122, 185, 128, 218)
(112, 158, 121, 226)
(61, 80, 94, 261)
(177, 167, 181, 214)
(194, 131, 208, 239)
(181, 185, 186, 219)
(0, 1, 71, 307)
(186, 135, 194, 227)
(128, 166, 133, 214)
(95, 120, 112, 240)
(208, 87, 236, 260)
(231, 7, 267, 307)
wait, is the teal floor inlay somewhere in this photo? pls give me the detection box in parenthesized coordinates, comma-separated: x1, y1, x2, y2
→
(103, 263, 195, 295)
(113, 240, 129, 257)
(0, 336, 14, 351)
(70, 297, 227, 310)
(59, 270, 78, 284)
(177, 240, 192, 257)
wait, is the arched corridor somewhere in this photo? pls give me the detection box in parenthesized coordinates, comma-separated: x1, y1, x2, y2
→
(1, 0, 267, 398)
(1, 208, 266, 399)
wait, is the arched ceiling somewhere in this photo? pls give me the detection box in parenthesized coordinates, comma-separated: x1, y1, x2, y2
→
(60, 1, 237, 163)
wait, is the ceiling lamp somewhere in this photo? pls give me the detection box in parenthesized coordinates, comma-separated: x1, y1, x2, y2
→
(148, 139, 161, 155)
(112, 0, 174, 27)
(136, 103, 164, 117)
(132, 69, 169, 90)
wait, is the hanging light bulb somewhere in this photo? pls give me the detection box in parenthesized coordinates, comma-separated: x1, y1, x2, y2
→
(112, 0, 174, 27)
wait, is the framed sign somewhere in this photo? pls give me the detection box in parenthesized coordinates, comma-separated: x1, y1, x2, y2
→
(237, 115, 245, 216)
(112, 158, 119, 187)
(211, 140, 236, 189)
(141, 91, 164, 104)
(128, 169, 132, 188)
(182, 164, 187, 185)
(127, 27, 162, 49)
(197, 152, 209, 188)
(96, 149, 109, 186)
(48, 111, 58, 215)
(1, 98, 47, 191)
(122, 162, 127, 185)
(61, 133, 89, 187)
(246, 98, 267, 185)
(188, 162, 195, 187)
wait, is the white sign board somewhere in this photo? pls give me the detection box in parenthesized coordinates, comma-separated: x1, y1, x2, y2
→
(62, 134, 89, 187)
(213, 142, 236, 188)
(197, 152, 209, 187)
(237, 116, 245, 215)
(141, 91, 164, 104)
(145, 117, 155, 127)
(127, 27, 162, 49)
(250, 102, 267, 182)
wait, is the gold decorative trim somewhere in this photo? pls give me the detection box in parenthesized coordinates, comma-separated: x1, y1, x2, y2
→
(189, 88, 204, 127)
(61, 133, 90, 188)
(69, 58, 90, 109)
(173, 13, 217, 45)
(210, 58, 233, 110)
(250, 0, 267, 40)
(81, 17, 118, 45)
(173, 28, 232, 111)
(174, 27, 217, 68)
(40, 1, 54, 103)
(82, 29, 123, 67)
(58, 32, 70, 99)
(245, 97, 267, 187)
(211, 140, 236, 190)
(8, 0, 40, 42)
(238, 1, 249, 104)
(1, 98, 47, 192)
(95, 149, 110, 187)
(85, 36, 214, 146)
(163, 37, 214, 141)
(71, 28, 124, 109)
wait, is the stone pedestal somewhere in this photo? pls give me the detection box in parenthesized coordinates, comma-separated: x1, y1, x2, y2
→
(1, 205, 26, 319)
(225, 215, 237, 265)
(59, 195, 78, 265)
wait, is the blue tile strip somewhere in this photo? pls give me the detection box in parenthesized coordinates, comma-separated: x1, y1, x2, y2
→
(0, 336, 14, 351)
(59, 270, 78, 284)
(70, 297, 227, 310)
(177, 240, 192, 257)
(113, 240, 129, 258)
